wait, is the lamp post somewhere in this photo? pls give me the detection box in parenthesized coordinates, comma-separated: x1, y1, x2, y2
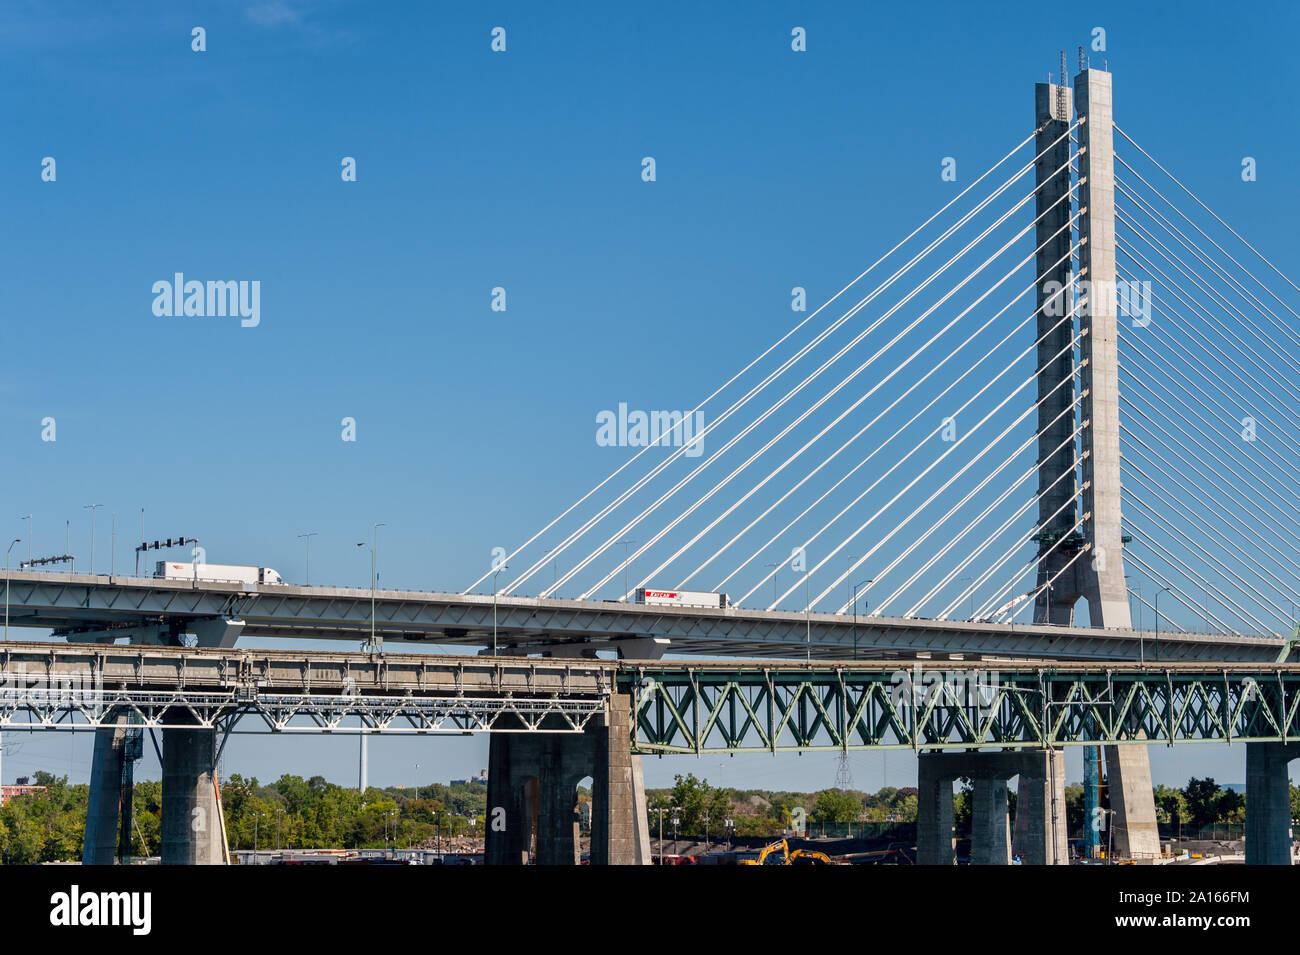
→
(804, 571, 812, 663)
(356, 523, 385, 651)
(851, 578, 874, 661)
(83, 504, 103, 575)
(492, 564, 509, 657)
(5, 539, 20, 642)
(1155, 587, 1171, 663)
(764, 562, 781, 608)
(615, 539, 638, 601)
(297, 532, 318, 585)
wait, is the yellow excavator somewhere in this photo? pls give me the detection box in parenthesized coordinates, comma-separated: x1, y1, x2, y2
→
(787, 848, 839, 865)
(736, 839, 789, 865)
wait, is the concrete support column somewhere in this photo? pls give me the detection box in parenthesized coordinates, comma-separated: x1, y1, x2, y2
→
(485, 692, 650, 866)
(1245, 742, 1300, 865)
(1104, 745, 1160, 859)
(592, 690, 651, 865)
(916, 754, 955, 866)
(83, 721, 128, 865)
(485, 730, 534, 866)
(1011, 749, 1068, 865)
(971, 778, 1011, 866)
(161, 720, 224, 865)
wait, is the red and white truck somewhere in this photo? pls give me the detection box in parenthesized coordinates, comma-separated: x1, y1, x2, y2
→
(635, 588, 729, 609)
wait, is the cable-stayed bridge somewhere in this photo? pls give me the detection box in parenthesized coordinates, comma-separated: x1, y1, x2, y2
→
(11, 63, 1300, 865)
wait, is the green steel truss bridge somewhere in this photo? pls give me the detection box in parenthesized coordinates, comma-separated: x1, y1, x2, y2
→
(626, 660, 1300, 754)
(3, 641, 1300, 754)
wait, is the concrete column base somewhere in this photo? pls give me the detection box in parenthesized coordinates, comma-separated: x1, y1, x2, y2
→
(161, 720, 225, 865)
(83, 721, 128, 865)
(1245, 741, 1300, 865)
(971, 778, 1011, 866)
(1104, 745, 1160, 859)
(919, 749, 1066, 866)
(486, 691, 650, 865)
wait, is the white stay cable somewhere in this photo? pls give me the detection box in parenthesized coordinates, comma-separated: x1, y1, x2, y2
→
(1117, 350, 1300, 525)
(1121, 525, 1252, 635)
(558, 165, 1079, 601)
(733, 307, 1083, 607)
(1115, 204, 1300, 390)
(686, 258, 1081, 593)
(1122, 552, 1199, 635)
(789, 347, 1085, 612)
(1120, 458, 1300, 624)
(1115, 264, 1300, 445)
(888, 424, 1085, 618)
(860, 396, 1085, 617)
(631, 220, 1082, 599)
(995, 543, 1092, 625)
(1115, 175, 1300, 357)
(489, 129, 1078, 596)
(967, 505, 1089, 623)
(1116, 125, 1300, 311)
(462, 128, 1049, 595)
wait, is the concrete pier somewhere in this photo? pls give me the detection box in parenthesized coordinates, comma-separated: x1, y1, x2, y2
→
(1245, 741, 1300, 865)
(82, 721, 129, 865)
(486, 691, 650, 865)
(918, 750, 1066, 865)
(160, 717, 225, 865)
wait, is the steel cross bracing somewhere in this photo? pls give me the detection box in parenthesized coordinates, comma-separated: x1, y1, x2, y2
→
(1, 572, 1286, 662)
(0, 642, 608, 735)
(624, 662, 1300, 754)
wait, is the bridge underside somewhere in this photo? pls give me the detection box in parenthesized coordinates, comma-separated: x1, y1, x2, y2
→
(2, 572, 1284, 663)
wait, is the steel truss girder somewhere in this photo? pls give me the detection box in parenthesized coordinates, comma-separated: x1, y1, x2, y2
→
(625, 666, 1300, 753)
(0, 688, 603, 735)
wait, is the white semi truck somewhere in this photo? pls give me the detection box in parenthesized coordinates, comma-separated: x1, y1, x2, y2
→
(155, 561, 282, 586)
(635, 588, 729, 609)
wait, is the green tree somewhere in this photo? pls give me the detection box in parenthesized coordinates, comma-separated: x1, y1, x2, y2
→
(809, 788, 862, 825)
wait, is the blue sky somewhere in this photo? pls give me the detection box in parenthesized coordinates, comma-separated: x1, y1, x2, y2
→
(3, 0, 1299, 790)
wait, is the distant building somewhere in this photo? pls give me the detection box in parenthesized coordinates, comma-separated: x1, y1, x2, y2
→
(451, 769, 489, 786)
(1, 779, 46, 806)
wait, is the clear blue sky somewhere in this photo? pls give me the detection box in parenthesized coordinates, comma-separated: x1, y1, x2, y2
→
(3, 0, 1298, 791)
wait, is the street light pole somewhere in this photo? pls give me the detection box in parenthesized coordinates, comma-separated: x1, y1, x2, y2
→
(615, 539, 637, 601)
(83, 504, 103, 575)
(5, 539, 20, 642)
(298, 532, 318, 585)
(805, 571, 812, 663)
(1155, 587, 1171, 662)
(356, 523, 386, 652)
(852, 578, 873, 661)
(492, 565, 509, 657)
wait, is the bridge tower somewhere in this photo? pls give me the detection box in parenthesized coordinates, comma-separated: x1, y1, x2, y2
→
(1029, 64, 1160, 861)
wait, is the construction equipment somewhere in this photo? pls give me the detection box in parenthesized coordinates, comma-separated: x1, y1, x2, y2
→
(735, 839, 788, 865)
(788, 848, 840, 865)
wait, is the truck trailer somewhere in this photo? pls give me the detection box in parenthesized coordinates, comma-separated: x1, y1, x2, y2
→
(155, 561, 282, 586)
(634, 588, 729, 609)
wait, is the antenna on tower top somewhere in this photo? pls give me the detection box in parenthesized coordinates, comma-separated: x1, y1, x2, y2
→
(1078, 45, 1086, 72)
(1061, 50, 1068, 83)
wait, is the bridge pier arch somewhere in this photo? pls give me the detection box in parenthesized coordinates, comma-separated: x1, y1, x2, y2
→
(1245, 741, 1300, 865)
(486, 690, 650, 865)
(918, 749, 1067, 865)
